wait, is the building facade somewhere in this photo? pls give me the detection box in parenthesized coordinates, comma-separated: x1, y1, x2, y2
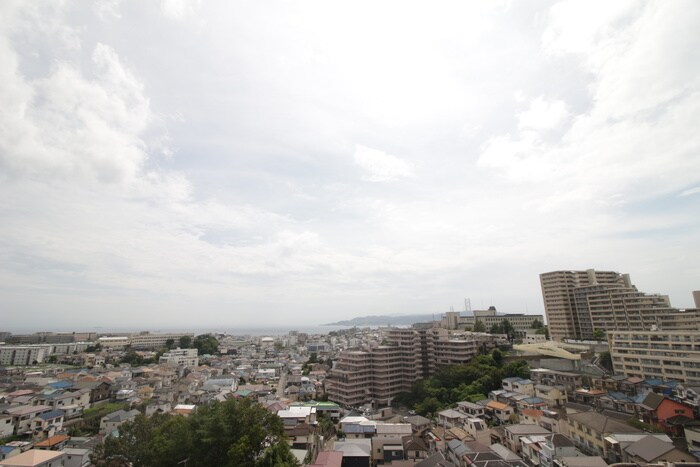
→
(326, 326, 497, 407)
(541, 269, 698, 341)
(608, 330, 700, 384)
(442, 307, 544, 332)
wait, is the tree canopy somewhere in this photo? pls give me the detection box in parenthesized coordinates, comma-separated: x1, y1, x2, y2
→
(193, 334, 219, 355)
(91, 398, 298, 467)
(392, 351, 529, 417)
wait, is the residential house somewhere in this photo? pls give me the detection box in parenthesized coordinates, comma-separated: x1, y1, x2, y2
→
(674, 383, 700, 410)
(512, 379, 536, 397)
(4, 405, 52, 436)
(538, 434, 580, 467)
(71, 381, 111, 404)
(623, 435, 695, 464)
(99, 409, 140, 434)
(597, 392, 636, 415)
(437, 409, 467, 429)
(0, 415, 13, 438)
(517, 397, 548, 411)
(520, 409, 543, 426)
(402, 436, 429, 462)
(0, 446, 20, 461)
(310, 451, 343, 467)
(463, 418, 490, 445)
(535, 385, 567, 409)
(33, 434, 69, 451)
(456, 401, 484, 418)
(571, 388, 606, 406)
(371, 437, 404, 465)
(340, 416, 376, 439)
(333, 439, 371, 467)
(685, 425, 700, 456)
(31, 410, 63, 438)
(530, 369, 585, 394)
(638, 392, 695, 436)
(278, 406, 317, 428)
(404, 415, 431, 435)
(503, 424, 551, 455)
(566, 411, 640, 457)
(63, 448, 91, 467)
(486, 400, 514, 424)
(285, 423, 314, 450)
(0, 450, 64, 467)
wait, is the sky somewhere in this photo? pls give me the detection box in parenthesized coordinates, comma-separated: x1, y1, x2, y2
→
(1, 0, 699, 331)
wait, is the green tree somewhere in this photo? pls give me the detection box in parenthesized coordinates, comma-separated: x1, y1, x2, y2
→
(501, 319, 515, 341)
(179, 335, 192, 348)
(165, 339, 175, 350)
(91, 398, 298, 467)
(473, 319, 486, 332)
(593, 329, 606, 341)
(491, 348, 504, 366)
(531, 319, 543, 329)
(193, 334, 219, 355)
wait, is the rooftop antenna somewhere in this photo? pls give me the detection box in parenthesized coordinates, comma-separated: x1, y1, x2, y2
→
(464, 298, 471, 312)
(450, 305, 454, 312)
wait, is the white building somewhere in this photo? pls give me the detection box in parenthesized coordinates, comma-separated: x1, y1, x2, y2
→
(159, 348, 199, 367)
(0, 346, 50, 366)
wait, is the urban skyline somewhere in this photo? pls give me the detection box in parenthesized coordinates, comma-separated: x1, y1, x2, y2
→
(1, 1, 699, 330)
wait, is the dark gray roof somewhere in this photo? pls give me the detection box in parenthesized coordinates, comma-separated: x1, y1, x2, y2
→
(415, 451, 456, 467)
(568, 411, 641, 434)
(641, 392, 664, 410)
(624, 435, 675, 462)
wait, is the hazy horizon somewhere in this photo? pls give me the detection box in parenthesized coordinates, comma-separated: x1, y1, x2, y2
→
(1, 1, 699, 329)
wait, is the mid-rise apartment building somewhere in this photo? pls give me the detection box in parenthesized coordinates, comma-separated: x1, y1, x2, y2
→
(159, 348, 199, 367)
(442, 307, 544, 332)
(541, 269, 698, 341)
(130, 332, 194, 349)
(97, 332, 195, 350)
(0, 345, 50, 366)
(609, 330, 700, 384)
(326, 325, 497, 407)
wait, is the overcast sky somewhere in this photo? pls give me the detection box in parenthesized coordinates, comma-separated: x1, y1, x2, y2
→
(1, 0, 699, 331)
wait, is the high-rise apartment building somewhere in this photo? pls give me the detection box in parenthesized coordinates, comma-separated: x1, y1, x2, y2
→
(326, 325, 497, 407)
(540, 270, 627, 341)
(540, 269, 698, 341)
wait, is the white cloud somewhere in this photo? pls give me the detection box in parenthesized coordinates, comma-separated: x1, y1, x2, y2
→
(517, 97, 570, 130)
(161, 0, 200, 21)
(1, 1, 699, 328)
(353, 144, 415, 182)
(679, 186, 700, 197)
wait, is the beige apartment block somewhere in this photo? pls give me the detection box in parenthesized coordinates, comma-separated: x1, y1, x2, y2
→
(609, 330, 700, 384)
(540, 269, 625, 341)
(541, 269, 697, 341)
(326, 325, 497, 407)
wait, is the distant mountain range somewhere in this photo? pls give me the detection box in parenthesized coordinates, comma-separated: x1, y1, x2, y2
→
(324, 313, 464, 327)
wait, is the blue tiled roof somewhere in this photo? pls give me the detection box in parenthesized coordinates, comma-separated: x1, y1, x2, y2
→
(49, 381, 73, 389)
(37, 410, 64, 420)
(606, 392, 634, 402)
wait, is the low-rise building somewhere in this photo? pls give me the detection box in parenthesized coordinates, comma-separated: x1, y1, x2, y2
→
(566, 411, 640, 458)
(0, 450, 64, 467)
